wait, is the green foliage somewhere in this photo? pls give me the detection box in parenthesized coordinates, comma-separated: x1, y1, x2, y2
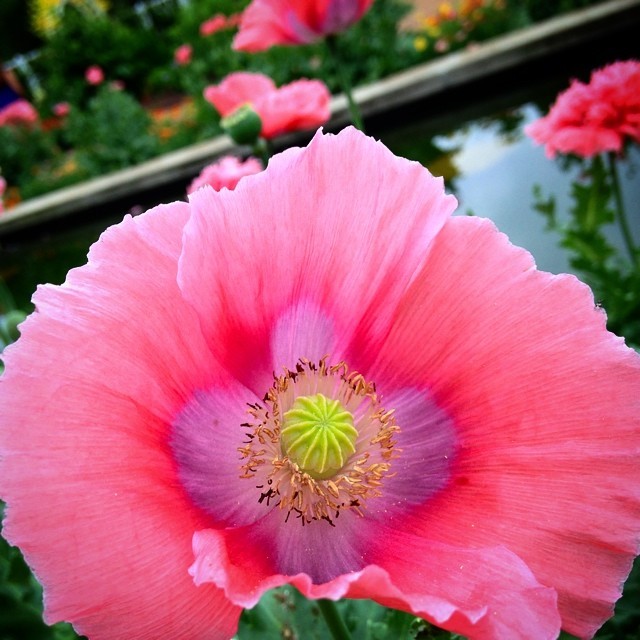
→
(0, 124, 56, 189)
(64, 86, 160, 176)
(533, 153, 640, 345)
(237, 585, 441, 640)
(33, 4, 169, 111)
(0, 504, 84, 640)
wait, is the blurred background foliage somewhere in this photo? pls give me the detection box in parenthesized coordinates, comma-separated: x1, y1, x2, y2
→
(1, 0, 611, 207)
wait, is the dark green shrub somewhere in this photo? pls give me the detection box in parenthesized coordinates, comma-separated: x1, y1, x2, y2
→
(34, 5, 169, 111)
(64, 86, 159, 175)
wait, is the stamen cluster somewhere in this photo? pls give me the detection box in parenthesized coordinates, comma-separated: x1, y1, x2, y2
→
(239, 358, 398, 526)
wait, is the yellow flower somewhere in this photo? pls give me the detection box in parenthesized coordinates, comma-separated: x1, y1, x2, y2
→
(438, 2, 457, 20)
(31, 0, 109, 38)
(413, 36, 428, 52)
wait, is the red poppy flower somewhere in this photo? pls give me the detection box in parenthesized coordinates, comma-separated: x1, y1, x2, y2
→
(233, 0, 374, 51)
(526, 60, 640, 158)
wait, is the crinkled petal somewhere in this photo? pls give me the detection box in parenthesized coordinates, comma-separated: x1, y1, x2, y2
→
(178, 127, 456, 393)
(368, 215, 640, 638)
(191, 527, 559, 640)
(203, 72, 276, 116)
(254, 79, 330, 138)
(233, 0, 321, 51)
(0, 203, 240, 639)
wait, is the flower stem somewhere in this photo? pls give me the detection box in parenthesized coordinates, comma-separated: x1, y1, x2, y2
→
(253, 138, 271, 167)
(316, 599, 353, 640)
(607, 151, 638, 266)
(325, 36, 365, 131)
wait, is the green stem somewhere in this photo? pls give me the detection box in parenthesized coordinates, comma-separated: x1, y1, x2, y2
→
(253, 138, 271, 167)
(316, 599, 353, 640)
(607, 151, 638, 266)
(325, 36, 365, 131)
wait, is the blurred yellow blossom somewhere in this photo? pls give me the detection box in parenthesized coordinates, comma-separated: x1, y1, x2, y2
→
(31, 0, 109, 37)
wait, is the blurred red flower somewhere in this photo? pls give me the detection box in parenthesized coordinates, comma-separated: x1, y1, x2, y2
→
(233, 0, 373, 51)
(526, 60, 640, 158)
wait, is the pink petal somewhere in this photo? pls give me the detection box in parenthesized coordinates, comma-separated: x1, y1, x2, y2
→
(203, 72, 276, 116)
(233, 0, 374, 51)
(233, 0, 320, 51)
(0, 203, 240, 638)
(191, 527, 560, 640)
(178, 127, 457, 393)
(171, 380, 266, 528)
(255, 78, 331, 138)
(369, 215, 640, 638)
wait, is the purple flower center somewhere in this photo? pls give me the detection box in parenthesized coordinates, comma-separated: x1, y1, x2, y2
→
(239, 358, 398, 526)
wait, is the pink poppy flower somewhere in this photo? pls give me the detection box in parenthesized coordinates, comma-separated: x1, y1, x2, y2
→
(0, 175, 6, 214)
(52, 102, 70, 117)
(204, 71, 330, 139)
(0, 99, 39, 127)
(226, 12, 243, 28)
(233, 0, 374, 51)
(525, 59, 640, 158)
(174, 44, 193, 66)
(200, 14, 228, 36)
(85, 65, 104, 86)
(187, 155, 263, 194)
(1, 128, 640, 640)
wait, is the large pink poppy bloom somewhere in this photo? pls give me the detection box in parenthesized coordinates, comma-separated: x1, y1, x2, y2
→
(1, 128, 640, 640)
(525, 60, 640, 158)
(187, 155, 263, 194)
(204, 72, 330, 139)
(0, 99, 39, 127)
(233, 0, 374, 51)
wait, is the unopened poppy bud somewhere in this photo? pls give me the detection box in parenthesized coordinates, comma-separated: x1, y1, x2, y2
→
(221, 104, 262, 145)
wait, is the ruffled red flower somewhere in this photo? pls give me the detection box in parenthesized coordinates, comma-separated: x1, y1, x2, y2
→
(187, 156, 263, 194)
(204, 72, 330, 139)
(233, 0, 374, 51)
(1, 128, 639, 640)
(526, 60, 640, 158)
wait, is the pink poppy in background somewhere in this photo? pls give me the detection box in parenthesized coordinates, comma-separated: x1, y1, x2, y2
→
(525, 59, 640, 158)
(233, 0, 374, 51)
(52, 102, 70, 118)
(200, 13, 228, 36)
(109, 80, 125, 91)
(187, 155, 263, 194)
(204, 71, 330, 139)
(226, 12, 243, 28)
(0, 176, 6, 214)
(85, 65, 104, 86)
(0, 99, 38, 127)
(1, 127, 640, 640)
(174, 44, 193, 66)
